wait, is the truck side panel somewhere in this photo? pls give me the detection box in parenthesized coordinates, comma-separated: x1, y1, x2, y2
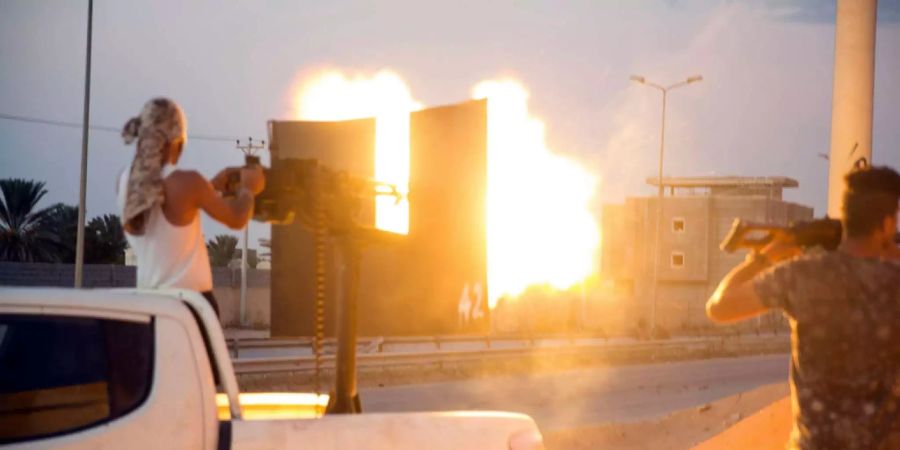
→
(3, 315, 216, 450)
(231, 411, 542, 450)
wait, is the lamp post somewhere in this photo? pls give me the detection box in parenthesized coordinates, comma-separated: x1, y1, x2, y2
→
(74, 0, 94, 288)
(629, 74, 702, 337)
(236, 137, 264, 326)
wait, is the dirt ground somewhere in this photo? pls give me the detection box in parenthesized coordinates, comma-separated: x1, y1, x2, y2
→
(543, 382, 790, 450)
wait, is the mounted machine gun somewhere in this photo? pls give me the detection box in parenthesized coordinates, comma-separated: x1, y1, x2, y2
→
(232, 156, 404, 414)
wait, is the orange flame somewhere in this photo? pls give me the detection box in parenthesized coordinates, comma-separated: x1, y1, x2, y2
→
(292, 71, 599, 308)
(473, 80, 599, 308)
(292, 69, 422, 234)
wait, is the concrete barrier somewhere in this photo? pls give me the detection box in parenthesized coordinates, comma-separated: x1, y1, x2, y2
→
(693, 396, 791, 450)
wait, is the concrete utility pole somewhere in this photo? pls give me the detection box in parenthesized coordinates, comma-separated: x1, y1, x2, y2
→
(236, 138, 265, 326)
(629, 74, 702, 336)
(74, 0, 93, 288)
(828, 0, 878, 217)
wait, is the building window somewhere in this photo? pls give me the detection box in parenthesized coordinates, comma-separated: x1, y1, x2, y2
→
(671, 252, 685, 268)
(672, 218, 686, 233)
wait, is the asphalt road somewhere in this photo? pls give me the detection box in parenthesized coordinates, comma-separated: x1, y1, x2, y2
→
(360, 354, 790, 431)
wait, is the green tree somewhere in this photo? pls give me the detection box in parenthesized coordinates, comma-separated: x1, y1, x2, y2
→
(39, 205, 127, 264)
(0, 179, 62, 262)
(236, 248, 258, 269)
(86, 214, 127, 264)
(207, 234, 238, 267)
(43, 203, 79, 263)
(247, 249, 258, 269)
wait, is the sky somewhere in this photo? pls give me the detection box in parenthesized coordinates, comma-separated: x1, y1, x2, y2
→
(2, 0, 900, 249)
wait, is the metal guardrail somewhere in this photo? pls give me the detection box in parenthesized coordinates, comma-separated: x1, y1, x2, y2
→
(229, 334, 589, 351)
(232, 335, 789, 375)
(227, 332, 787, 355)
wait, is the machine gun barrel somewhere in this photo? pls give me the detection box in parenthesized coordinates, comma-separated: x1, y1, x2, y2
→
(251, 158, 404, 235)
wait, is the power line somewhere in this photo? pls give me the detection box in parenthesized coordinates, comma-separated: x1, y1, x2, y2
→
(0, 112, 240, 143)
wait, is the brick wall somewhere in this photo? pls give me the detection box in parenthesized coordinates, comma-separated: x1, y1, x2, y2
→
(0, 262, 269, 289)
(0, 262, 271, 328)
(0, 262, 135, 287)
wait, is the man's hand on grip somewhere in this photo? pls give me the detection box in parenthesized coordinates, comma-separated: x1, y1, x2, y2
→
(240, 165, 265, 196)
(760, 230, 802, 264)
(211, 167, 241, 193)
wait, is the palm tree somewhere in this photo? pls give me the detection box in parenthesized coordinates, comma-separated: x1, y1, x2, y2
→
(207, 234, 238, 267)
(86, 214, 127, 264)
(44, 203, 79, 263)
(0, 179, 62, 262)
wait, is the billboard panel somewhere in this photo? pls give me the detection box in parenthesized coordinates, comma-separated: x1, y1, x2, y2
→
(267, 100, 487, 336)
(268, 118, 376, 337)
(405, 99, 488, 334)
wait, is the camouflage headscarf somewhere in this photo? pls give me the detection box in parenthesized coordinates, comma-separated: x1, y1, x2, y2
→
(121, 98, 187, 235)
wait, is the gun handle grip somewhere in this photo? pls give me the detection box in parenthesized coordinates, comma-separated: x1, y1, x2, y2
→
(223, 172, 241, 197)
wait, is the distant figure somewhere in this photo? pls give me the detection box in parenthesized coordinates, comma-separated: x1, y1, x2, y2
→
(116, 98, 264, 317)
(706, 166, 900, 449)
(471, 282, 485, 322)
(458, 283, 472, 328)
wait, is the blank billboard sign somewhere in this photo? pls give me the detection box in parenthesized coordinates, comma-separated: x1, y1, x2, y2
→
(405, 99, 488, 334)
(267, 99, 488, 337)
(268, 118, 376, 337)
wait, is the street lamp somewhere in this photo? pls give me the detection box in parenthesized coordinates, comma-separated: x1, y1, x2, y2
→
(629, 74, 702, 337)
(236, 137, 265, 326)
(74, 0, 94, 288)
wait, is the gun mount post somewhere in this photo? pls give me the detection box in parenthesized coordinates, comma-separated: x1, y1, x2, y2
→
(327, 234, 363, 414)
(253, 158, 405, 415)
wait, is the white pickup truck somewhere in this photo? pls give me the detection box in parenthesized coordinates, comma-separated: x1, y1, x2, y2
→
(0, 288, 543, 449)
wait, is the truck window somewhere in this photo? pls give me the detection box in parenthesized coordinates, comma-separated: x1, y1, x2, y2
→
(0, 314, 154, 444)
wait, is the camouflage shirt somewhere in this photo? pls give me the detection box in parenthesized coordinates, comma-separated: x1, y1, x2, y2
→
(754, 251, 900, 450)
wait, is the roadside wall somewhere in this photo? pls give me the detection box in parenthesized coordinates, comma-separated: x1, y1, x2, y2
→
(0, 262, 271, 328)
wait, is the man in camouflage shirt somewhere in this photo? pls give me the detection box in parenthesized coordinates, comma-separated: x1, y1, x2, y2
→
(706, 166, 900, 449)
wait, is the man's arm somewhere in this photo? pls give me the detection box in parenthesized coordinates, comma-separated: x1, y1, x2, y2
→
(195, 177, 254, 230)
(706, 234, 801, 323)
(706, 256, 771, 323)
(175, 168, 264, 230)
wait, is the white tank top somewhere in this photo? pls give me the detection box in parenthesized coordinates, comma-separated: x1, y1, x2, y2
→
(117, 166, 213, 292)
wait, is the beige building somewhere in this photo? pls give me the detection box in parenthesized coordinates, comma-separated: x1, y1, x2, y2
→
(601, 176, 814, 331)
